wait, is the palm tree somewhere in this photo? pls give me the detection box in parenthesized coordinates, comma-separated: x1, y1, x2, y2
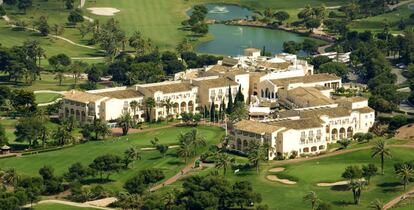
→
(349, 180, 366, 205)
(144, 97, 156, 122)
(396, 164, 414, 191)
(118, 111, 133, 136)
(303, 191, 319, 210)
(371, 140, 392, 175)
(177, 137, 193, 164)
(129, 100, 139, 125)
(214, 153, 235, 176)
(248, 142, 267, 173)
(186, 129, 206, 156)
(163, 98, 174, 122)
(2, 168, 19, 187)
(123, 147, 141, 168)
(369, 199, 384, 210)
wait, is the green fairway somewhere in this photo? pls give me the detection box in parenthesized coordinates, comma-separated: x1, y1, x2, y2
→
(33, 203, 101, 210)
(0, 125, 225, 189)
(35, 92, 62, 104)
(0, 21, 102, 58)
(349, 5, 414, 33)
(0, 73, 87, 91)
(168, 146, 414, 210)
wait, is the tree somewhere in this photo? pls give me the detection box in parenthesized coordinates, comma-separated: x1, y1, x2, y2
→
(176, 38, 193, 53)
(65, 0, 75, 9)
(0, 124, 8, 146)
(342, 165, 363, 181)
(186, 129, 206, 155)
(337, 139, 351, 149)
(4, 0, 17, 6)
(123, 147, 141, 168)
(248, 141, 267, 173)
(17, 0, 32, 13)
(89, 154, 123, 181)
(163, 98, 174, 121)
(52, 125, 74, 145)
(274, 11, 290, 24)
(229, 102, 248, 123)
(283, 41, 302, 54)
(124, 169, 165, 194)
(86, 64, 102, 83)
(12, 89, 37, 115)
(177, 134, 193, 163)
(68, 9, 84, 25)
(348, 180, 365, 204)
(82, 118, 110, 141)
(303, 191, 319, 210)
(50, 24, 65, 36)
(302, 39, 318, 56)
(362, 164, 378, 184)
(369, 199, 384, 210)
(156, 144, 169, 158)
(70, 60, 88, 86)
(128, 31, 154, 56)
(210, 101, 216, 122)
(214, 153, 235, 176)
(305, 18, 321, 32)
(129, 100, 139, 125)
(0, 6, 5, 17)
(36, 16, 49, 36)
(396, 164, 414, 190)
(234, 85, 244, 103)
(14, 116, 45, 148)
(118, 111, 132, 136)
(318, 62, 348, 78)
(232, 181, 262, 209)
(144, 97, 156, 122)
(371, 140, 392, 175)
(311, 56, 332, 69)
(64, 162, 91, 182)
(48, 53, 71, 86)
(226, 86, 234, 114)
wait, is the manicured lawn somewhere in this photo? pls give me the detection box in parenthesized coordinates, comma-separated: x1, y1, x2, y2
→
(166, 146, 414, 210)
(0, 73, 86, 91)
(0, 125, 225, 190)
(349, 5, 414, 33)
(35, 93, 62, 104)
(33, 203, 101, 210)
(0, 20, 102, 58)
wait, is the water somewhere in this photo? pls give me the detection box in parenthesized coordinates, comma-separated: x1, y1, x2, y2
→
(187, 4, 252, 21)
(196, 24, 310, 56)
(189, 4, 310, 56)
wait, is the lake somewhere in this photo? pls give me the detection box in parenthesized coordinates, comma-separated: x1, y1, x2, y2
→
(189, 4, 313, 56)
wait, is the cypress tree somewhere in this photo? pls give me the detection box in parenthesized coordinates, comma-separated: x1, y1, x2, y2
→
(210, 101, 215, 122)
(203, 105, 209, 119)
(220, 99, 226, 121)
(226, 85, 233, 114)
(235, 85, 245, 103)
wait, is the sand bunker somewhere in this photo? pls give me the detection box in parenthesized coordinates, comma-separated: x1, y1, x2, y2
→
(317, 178, 365, 187)
(266, 175, 297, 185)
(87, 7, 120, 16)
(268, 167, 285, 173)
(317, 181, 349, 187)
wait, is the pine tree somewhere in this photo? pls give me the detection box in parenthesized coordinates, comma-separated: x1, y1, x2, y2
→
(235, 85, 245, 103)
(210, 101, 215, 122)
(226, 85, 233, 114)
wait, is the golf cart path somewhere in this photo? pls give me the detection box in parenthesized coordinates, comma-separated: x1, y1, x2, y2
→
(384, 188, 414, 209)
(388, 0, 414, 10)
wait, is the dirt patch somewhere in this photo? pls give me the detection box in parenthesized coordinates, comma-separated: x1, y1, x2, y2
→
(395, 123, 414, 141)
(111, 128, 142, 136)
(266, 175, 297, 185)
(268, 167, 285, 173)
(87, 7, 120, 16)
(85, 197, 117, 207)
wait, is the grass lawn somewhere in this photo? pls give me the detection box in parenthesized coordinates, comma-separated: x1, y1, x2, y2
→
(164, 146, 414, 210)
(0, 72, 87, 91)
(0, 20, 102, 58)
(33, 203, 101, 210)
(349, 5, 414, 34)
(0, 125, 225, 190)
(35, 93, 62, 104)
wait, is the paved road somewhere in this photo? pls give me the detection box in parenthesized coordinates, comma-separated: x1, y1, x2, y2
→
(391, 67, 407, 85)
(26, 199, 114, 210)
(388, 0, 414, 10)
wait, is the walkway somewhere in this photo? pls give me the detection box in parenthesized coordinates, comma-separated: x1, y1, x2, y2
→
(388, 0, 414, 10)
(317, 43, 333, 54)
(384, 188, 414, 209)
